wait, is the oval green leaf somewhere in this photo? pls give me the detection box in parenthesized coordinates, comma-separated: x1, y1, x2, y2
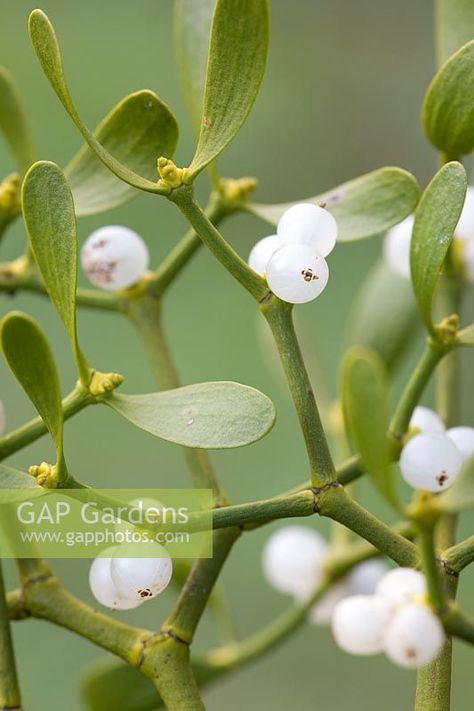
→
(22, 160, 89, 383)
(248, 167, 420, 242)
(436, 458, 474, 512)
(187, 0, 269, 180)
(410, 161, 467, 335)
(347, 261, 419, 371)
(341, 347, 397, 507)
(0, 67, 36, 174)
(436, 0, 474, 65)
(66, 90, 178, 216)
(103, 382, 276, 449)
(0, 464, 41, 491)
(457, 323, 474, 345)
(28, 10, 169, 195)
(0, 312, 64, 461)
(423, 40, 474, 158)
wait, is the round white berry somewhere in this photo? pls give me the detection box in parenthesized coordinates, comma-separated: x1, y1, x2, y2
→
(0, 400, 5, 435)
(262, 525, 328, 599)
(383, 215, 414, 279)
(455, 185, 474, 242)
(348, 559, 389, 596)
(446, 426, 474, 464)
(110, 543, 173, 602)
(410, 406, 445, 434)
(382, 602, 444, 668)
(247, 235, 281, 276)
(375, 567, 426, 608)
(331, 595, 392, 655)
(81, 225, 149, 291)
(399, 432, 463, 492)
(277, 203, 338, 257)
(114, 497, 164, 535)
(89, 552, 143, 610)
(266, 244, 329, 304)
(309, 580, 349, 626)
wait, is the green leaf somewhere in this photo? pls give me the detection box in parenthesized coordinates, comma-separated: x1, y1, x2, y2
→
(175, 0, 215, 135)
(0, 464, 41, 490)
(436, 458, 474, 512)
(28, 10, 170, 195)
(22, 160, 89, 383)
(248, 168, 420, 242)
(347, 261, 419, 371)
(457, 323, 474, 345)
(0, 312, 64, 461)
(65, 91, 178, 216)
(103, 382, 276, 449)
(436, 0, 474, 66)
(0, 67, 36, 174)
(410, 162, 467, 335)
(423, 40, 474, 158)
(187, 0, 269, 179)
(341, 347, 397, 507)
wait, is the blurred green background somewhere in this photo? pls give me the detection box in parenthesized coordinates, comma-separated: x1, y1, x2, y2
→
(1, 0, 473, 708)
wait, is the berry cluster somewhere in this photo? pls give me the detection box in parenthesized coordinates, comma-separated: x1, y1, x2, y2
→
(384, 186, 474, 281)
(400, 406, 474, 492)
(248, 203, 338, 303)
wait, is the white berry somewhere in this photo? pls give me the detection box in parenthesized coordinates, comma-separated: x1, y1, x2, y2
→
(382, 602, 444, 668)
(0, 400, 5, 435)
(262, 525, 328, 600)
(110, 543, 173, 601)
(266, 244, 329, 304)
(410, 406, 445, 434)
(446, 426, 474, 464)
(331, 595, 392, 655)
(114, 497, 164, 535)
(375, 567, 426, 608)
(383, 215, 414, 279)
(399, 432, 463, 492)
(81, 225, 149, 291)
(348, 559, 389, 595)
(309, 580, 349, 625)
(277, 203, 338, 257)
(247, 234, 281, 276)
(89, 552, 143, 610)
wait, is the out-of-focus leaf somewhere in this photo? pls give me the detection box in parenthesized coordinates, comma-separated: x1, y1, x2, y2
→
(423, 41, 474, 158)
(0, 464, 41, 490)
(347, 260, 419, 371)
(341, 347, 397, 507)
(436, 0, 474, 65)
(0, 67, 36, 174)
(187, 0, 269, 179)
(410, 162, 466, 335)
(28, 10, 170, 195)
(103, 382, 276, 449)
(437, 458, 474, 512)
(22, 161, 89, 383)
(457, 324, 474, 345)
(249, 168, 420, 242)
(65, 90, 178, 216)
(0, 312, 64, 461)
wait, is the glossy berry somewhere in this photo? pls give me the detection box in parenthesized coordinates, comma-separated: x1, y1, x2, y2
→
(410, 406, 445, 434)
(89, 552, 143, 610)
(399, 432, 463, 492)
(0, 400, 5, 435)
(375, 567, 426, 608)
(331, 595, 392, 655)
(348, 559, 388, 596)
(277, 203, 338, 257)
(382, 602, 444, 668)
(383, 215, 413, 279)
(262, 525, 328, 599)
(110, 543, 173, 601)
(248, 234, 281, 276)
(446, 426, 474, 464)
(81, 225, 149, 291)
(266, 244, 329, 304)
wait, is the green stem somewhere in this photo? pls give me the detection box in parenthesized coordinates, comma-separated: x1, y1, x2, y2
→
(211, 490, 316, 530)
(142, 639, 205, 711)
(0, 383, 93, 461)
(417, 524, 446, 612)
(443, 606, 474, 645)
(443, 535, 474, 572)
(261, 299, 336, 486)
(0, 562, 22, 711)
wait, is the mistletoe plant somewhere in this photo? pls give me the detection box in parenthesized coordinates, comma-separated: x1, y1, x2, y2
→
(1, 0, 474, 709)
